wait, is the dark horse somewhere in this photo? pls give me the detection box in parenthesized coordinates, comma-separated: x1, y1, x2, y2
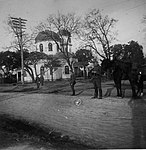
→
(101, 58, 138, 98)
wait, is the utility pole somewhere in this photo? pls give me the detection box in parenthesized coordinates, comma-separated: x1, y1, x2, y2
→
(10, 17, 27, 85)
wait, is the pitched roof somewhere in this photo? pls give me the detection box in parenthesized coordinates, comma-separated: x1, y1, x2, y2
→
(35, 30, 61, 43)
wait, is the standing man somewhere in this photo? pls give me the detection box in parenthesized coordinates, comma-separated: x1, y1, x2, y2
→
(137, 71, 144, 96)
(70, 71, 76, 96)
(40, 75, 44, 86)
(36, 75, 40, 89)
(90, 61, 102, 99)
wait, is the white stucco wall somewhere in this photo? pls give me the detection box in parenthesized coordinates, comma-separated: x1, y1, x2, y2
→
(18, 58, 73, 82)
(36, 41, 59, 55)
(20, 34, 73, 82)
(23, 63, 66, 82)
(54, 68, 62, 79)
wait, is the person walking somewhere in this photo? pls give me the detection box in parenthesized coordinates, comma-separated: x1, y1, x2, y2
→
(70, 71, 76, 96)
(90, 61, 102, 99)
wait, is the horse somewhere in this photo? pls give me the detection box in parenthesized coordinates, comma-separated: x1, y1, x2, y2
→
(101, 58, 138, 98)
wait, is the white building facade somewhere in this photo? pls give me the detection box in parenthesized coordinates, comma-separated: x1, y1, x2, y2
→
(21, 30, 73, 82)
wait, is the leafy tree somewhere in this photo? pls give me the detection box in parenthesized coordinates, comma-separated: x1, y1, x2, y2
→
(111, 41, 144, 67)
(75, 49, 94, 78)
(123, 41, 144, 66)
(110, 44, 124, 60)
(0, 50, 34, 82)
(0, 51, 17, 74)
(81, 9, 117, 60)
(75, 49, 93, 62)
(0, 50, 21, 83)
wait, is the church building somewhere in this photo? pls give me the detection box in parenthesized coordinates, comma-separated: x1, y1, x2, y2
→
(18, 29, 74, 82)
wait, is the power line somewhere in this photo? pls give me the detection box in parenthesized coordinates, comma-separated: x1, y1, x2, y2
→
(101, 0, 132, 9)
(101, 0, 146, 13)
(124, 1, 146, 12)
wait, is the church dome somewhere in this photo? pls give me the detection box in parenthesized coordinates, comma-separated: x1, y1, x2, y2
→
(35, 30, 61, 43)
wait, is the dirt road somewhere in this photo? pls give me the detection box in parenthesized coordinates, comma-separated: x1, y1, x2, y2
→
(0, 92, 146, 149)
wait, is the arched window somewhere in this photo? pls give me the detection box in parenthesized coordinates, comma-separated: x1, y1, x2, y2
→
(48, 43, 53, 51)
(65, 66, 69, 74)
(39, 44, 43, 52)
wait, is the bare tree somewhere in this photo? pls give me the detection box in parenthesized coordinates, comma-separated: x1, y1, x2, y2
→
(34, 12, 82, 73)
(81, 9, 118, 60)
(4, 17, 35, 52)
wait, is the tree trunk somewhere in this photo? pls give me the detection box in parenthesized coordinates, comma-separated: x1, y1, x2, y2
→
(34, 64, 38, 82)
(67, 59, 74, 73)
(24, 65, 35, 82)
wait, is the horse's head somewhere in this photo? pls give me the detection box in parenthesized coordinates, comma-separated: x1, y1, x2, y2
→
(101, 59, 112, 72)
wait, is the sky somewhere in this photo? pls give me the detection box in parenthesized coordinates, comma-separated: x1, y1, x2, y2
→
(0, 0, 146, 53)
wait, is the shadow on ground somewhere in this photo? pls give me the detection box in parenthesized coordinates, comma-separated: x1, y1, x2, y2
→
(0, 114, 95, 150)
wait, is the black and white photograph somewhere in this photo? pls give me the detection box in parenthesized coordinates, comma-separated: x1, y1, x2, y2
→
(0, 0, 146, 149)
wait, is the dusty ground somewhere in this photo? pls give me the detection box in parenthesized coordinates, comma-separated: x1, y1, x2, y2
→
(0, 79, 146, 149)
